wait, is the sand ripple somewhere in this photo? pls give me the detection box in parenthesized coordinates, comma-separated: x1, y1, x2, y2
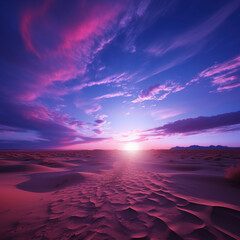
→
(1, 150, 240, 240)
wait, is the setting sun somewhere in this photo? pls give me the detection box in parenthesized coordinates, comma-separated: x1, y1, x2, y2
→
(1, 0, 240, 238)
(124, 142, 140, 151)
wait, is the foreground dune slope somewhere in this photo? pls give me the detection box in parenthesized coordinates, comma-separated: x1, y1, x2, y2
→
(0, 150, 239, 240)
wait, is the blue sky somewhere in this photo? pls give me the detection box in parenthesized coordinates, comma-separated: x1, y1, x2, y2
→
(0, 0, 240, 149)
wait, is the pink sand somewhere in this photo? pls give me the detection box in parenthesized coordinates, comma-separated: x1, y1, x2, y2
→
(0, 150, 240, 240)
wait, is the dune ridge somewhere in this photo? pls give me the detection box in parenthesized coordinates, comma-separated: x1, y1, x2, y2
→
(0, 150, 239, 240)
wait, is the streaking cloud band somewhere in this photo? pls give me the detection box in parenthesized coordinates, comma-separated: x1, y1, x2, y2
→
(0, 0, 239, 149)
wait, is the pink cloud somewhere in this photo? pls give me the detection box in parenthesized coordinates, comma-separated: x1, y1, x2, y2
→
(0, 99, 85, 147)
(17, 1, 133, 101)
(217, 83, 240, 92)
(58, 2, 125, 52)
(151, 109, 184, 120)
(95, 92, 125, 100)
(85, 103, 102, 115)
(212, 75, 238, 85)
(114, 129, 143, 142)
(190, 55, 240, 92)
(69, 120, 89, 129)
(0, 97, 108, 149)
(20, 0, 55, 57)
(98, 66, 106, 71)
(98, 114, 108, 120)
(133, 81, 185, 102)
(73, 73, 127, 91)
(199, 56, 240, 79)
(20, 1, 126, 57)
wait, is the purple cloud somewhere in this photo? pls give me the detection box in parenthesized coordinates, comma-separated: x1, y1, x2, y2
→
(0, 0, 140, 108)
(146, 111, 240, 136)
(20, 1, 126, 58)
(93, 129, 103, 135)
(0, 98, 106, 149)
(3, 0, 148, 103)
(1, 0, 239, 150)
(94, 120, 106, 125)
(94, 119, 106, 128)
(69, 120, 89, 129)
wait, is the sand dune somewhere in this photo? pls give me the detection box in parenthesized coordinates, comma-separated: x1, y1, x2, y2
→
(17, 171, 85, 193)
(0, 150, 239, 240)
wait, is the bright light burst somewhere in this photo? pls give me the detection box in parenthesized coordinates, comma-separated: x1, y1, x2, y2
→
(123, 142, 140, 151)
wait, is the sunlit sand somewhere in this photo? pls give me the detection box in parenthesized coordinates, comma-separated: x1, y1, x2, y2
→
(0, 149, 240, 239)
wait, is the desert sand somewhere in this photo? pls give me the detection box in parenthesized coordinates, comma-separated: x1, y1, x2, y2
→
(0, 149, 240, 240)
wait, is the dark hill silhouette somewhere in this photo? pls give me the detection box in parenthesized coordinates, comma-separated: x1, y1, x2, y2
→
(170, 145, 236, 150)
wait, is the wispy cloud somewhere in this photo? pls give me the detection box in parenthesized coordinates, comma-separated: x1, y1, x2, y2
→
(122, 0, 177, 52)
(85, 103, 102, 115)
(10, 0, 157, 102)
(136, 50, 199, 83)
(136, 54, 240, 103)
(146, 0, 240, 56)
(191, 55, 240, 92)
(216, 83, 240, 92)
(20, 0, 126, 57)
(12, 1, 132, 101)
(73, 73, 127, 91)
(151, 109, 184, 120)
(1, 0, 240, 150)
(0, 99, 106, 149)
(114, 129, 143, 142)
(94, 91, 126, 100)
(69, 120, 89, 129)
(133, 81, 185, 102)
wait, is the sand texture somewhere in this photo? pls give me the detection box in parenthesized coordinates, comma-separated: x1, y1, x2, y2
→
(0, 150, 240, 240)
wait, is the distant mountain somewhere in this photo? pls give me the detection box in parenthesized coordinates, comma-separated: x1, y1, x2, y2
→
(170, 145, 234, 150)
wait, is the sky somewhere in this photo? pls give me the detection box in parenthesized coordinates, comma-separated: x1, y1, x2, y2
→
(0, 0, 240, 150)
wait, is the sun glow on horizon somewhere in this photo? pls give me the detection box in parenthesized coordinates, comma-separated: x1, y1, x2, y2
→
(123, 142, 140, 151)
